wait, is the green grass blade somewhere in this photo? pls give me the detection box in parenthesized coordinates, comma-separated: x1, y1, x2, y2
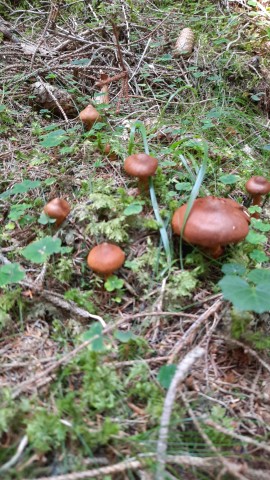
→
(179, 144, 208, 269)
(128, 121, 172, 267)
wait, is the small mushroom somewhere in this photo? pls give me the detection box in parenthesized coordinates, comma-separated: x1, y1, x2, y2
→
(43, 198, 71, 227)
(172, 196, 250, 258)
(124, 153, 158, 192)
(87, 242, 125, 279)
(245, 176, 270, 218)
(104, 143, 117, 161)
(79, 104, 100, 131)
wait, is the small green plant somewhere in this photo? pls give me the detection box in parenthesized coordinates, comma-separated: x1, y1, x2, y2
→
(219, 263, 270, 313)
(21, 236, 69, 263)
(64, 288, 96, 314)
(0, 263, 25, 287)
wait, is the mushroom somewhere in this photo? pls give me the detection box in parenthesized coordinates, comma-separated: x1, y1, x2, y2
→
(43, 198, 71, 227)
(87, 242, 125, 279)
(245, 176, 270, 218)
(172, 196, 250, 258)
(79, 104, 100, 131)
(124, 153, 158, 192)
(104, 143, 117, 161)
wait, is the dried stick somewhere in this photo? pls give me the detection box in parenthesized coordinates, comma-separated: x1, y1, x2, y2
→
(36, 76, 68, 123)
(29, 1, 59, 70)
(0, 435, 28, 473)
(95, 71, 127, 86)
(168, 299, 223, 363)
(155, 346, 205, 480)
(20, 455, 270, 480)
(215, 335, 270, 374)
(180, 392, 249, 480)
(204, 419, 270, 455)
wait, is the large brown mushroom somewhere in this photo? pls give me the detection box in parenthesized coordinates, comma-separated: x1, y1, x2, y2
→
(79, 104, 100, 131)
(43, 198, 70, 227)
(124, 153, 158, 192)
(87, 242, 125, 279)
(172, 196, 250, 258)
(245, 176, 270, 218)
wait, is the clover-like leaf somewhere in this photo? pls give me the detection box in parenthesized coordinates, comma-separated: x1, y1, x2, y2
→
(219, 275, 270, 313)
(104, 275, 124, 292)
(21, 236, 62, 263)
(114, 330, 137, 343)
(0, 180, 41, 200)
(221, 263, 246, 276)
(246, 231, 267, 244)
(249, 249, 268, 263)
(157, 365, 177, 389)
(247, 269, 270, 285)
(219, 174, 239, 185)
(0, 263, 25, 287)
(123, 202, 144, 216)
(40, 129, 68, 148)
(8, 203, 31, 221)
(83, 322, 105, 352)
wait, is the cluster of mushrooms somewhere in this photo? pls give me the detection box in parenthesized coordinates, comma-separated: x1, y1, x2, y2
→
(43, 147, 270, 281)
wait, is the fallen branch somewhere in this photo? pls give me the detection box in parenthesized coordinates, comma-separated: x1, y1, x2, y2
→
(156, 346, 205, 480)
(168, 298, 223, 363)
(204, 419, 270, 455)
(20, 454, 270, 480)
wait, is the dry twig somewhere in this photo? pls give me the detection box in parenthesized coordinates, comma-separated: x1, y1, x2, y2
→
(156, 346, 205, 480)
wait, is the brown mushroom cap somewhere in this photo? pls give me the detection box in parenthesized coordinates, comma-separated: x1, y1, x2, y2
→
(79, 104, 100, 130)
(245, 176, 270, 196)
(87, 242, 125, 277)
(43, 198, 71, 227)
(172, 196, 250, 252)
(124, 153, 158, 179)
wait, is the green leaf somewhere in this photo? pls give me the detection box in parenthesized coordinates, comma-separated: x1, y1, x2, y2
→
(247, 269, 270, 285)
(44, 177, 56, 186)
(21, 236, 62, 263)
(250, 219, 270, 232)
(8, 203, 30, 221)
(0, 180, 41, 200)
(175, 182, 192, 192)
(38, 211, 56, 225)
(114, 330, 137, 343)
(221, 263, 246, 275)
(246, 231, 267, 244)
(83, 322, 105, 352)
(219, 174, 239, 185)
(248, 205, 261, 214)
(249, 249, 268, 263)
(40, 129, 68, 148)
(0, 263, 25, 286)
(104, 275, 124, 292)
(0, 105, 6, 112)
(157, 365, 177, 389)
(123, 203, 143, 216)
(219, 275, 270, 313)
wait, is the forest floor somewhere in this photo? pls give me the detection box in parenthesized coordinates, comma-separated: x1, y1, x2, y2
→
(0, 0, 270, 479)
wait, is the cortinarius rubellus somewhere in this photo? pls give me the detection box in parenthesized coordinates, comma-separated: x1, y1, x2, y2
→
(87, 242, 125, 279)
(43, 198, 71, 227)
(172, 196, 250, 258)
(124, 153, 158, 192)
(245, 176, 270, 218)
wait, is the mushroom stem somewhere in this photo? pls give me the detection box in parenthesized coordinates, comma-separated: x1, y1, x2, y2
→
(208, 245, 223, 258)
(251, 193, 262, 206)
(138, 177, 149, 193)
(250, 193, 262, 219)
